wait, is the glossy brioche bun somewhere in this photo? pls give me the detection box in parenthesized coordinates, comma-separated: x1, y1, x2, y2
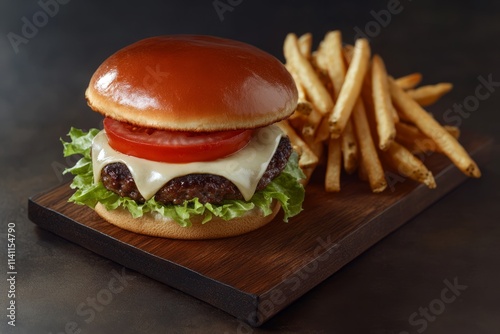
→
(94, 201, 281, 240)
(85, 35, 298, 132)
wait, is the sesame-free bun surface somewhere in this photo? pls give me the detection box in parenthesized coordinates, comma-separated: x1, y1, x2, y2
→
(86, 35, 298, 131)
(95, 201, 281, 240)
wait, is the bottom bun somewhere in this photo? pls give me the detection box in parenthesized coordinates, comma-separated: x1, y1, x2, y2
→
(94, 201, 281, 240)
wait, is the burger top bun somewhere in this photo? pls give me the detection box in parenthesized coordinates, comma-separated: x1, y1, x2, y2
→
(85, 35, 298, 132)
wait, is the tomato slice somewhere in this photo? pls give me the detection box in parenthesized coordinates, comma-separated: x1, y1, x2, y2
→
(103, 118, 254, 163)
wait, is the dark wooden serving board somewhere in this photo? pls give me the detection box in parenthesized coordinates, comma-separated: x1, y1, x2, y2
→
(28, 133, 492, 326)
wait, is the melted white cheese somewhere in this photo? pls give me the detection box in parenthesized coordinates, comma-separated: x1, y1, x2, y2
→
(92, 125, 283, 201)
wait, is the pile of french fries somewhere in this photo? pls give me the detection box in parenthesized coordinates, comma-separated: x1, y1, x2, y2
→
(279, 30, 481, 192)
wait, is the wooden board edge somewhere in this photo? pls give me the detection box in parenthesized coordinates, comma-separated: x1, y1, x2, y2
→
(27, 198, 259, 320)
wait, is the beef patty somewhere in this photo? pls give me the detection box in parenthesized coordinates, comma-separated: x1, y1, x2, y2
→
(100, 136, 292, 205)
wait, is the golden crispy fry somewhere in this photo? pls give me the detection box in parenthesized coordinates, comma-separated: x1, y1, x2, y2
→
(341, 119, 359, 174)
(288, 112, 308, 131)
(358, 156, 368, 181)
(382, 141, 436, 188)
(351, 97, 387, 192)
(395, 122, 440, 153)
(285, 64, 313, 118)
(345, 42, 385, 131)
(284, 33, 334, 115)
(325, 136, 342, 192)
(281, 30, 479, 193)
(371, 54, 396, 150)
(298, 33, 313, 59)
(329, 39, 371, 138)
(291, 102, 313, 117)
(443, 125, 460, 139)
(303, 134, 325, 163)
(389, 77, 480, 177)
(394, 73, 422, 90)
(406, 83, 453, 106)
(343, 44, 354, 62)
(313, 30, 347, 144)
(301, 107, 323, 139)
(314, 116, 330, 143)
(300, 131, 323, 187)
(316, 30, 346, 99)
(277, 120, 319, 169)
(325, 138, 341, 190)
(390, 105, 399, 123)
(395, 122, 460, 154)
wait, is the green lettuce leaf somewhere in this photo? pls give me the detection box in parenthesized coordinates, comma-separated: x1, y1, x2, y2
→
(61, 127, 305, 227)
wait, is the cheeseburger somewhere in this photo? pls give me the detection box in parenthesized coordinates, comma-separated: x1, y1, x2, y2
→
(62, 35, 305, 239)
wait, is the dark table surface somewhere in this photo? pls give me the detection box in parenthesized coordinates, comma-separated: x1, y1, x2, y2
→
(1, 1, 499, 333)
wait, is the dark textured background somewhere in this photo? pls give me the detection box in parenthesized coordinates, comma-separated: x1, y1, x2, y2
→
(1, 0, 499, 333)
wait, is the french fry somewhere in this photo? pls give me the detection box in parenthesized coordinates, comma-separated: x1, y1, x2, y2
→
(358, 156, 368, 181)
(395, 122, 460, 154)
(290, 36, 326, 140)
(292, 102, 313, 117)
(281, 30, 480, 193)
(288, 112, 308, 132)
(302, 106, 323, 139)
(325, 137, 342, 192)
(349, 44, 396, 123)
(443, 125, 460, 139)
(394, 73, 422, 90)
(284, 33, 334, 115)
(285, 64, 313, 118)
(382, 141, 436, 189)
(340, 119, 359, 174)
(351, 97, 387, 192)
(316, 30, 346, 99)
(314, 116, 331, 143)
(371, 54, 396, 150)
(298, 33, 313, 59)
(343, 44, 354, 62)
(303, 134, 325, 163)
(329, 38, 371, 138)
(406, 83, 453, 106)
(389, 77, 481, 177)
(395, 122, 440, 153)
(277, 120, 319, 169)
(313, 30, 347, 144)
